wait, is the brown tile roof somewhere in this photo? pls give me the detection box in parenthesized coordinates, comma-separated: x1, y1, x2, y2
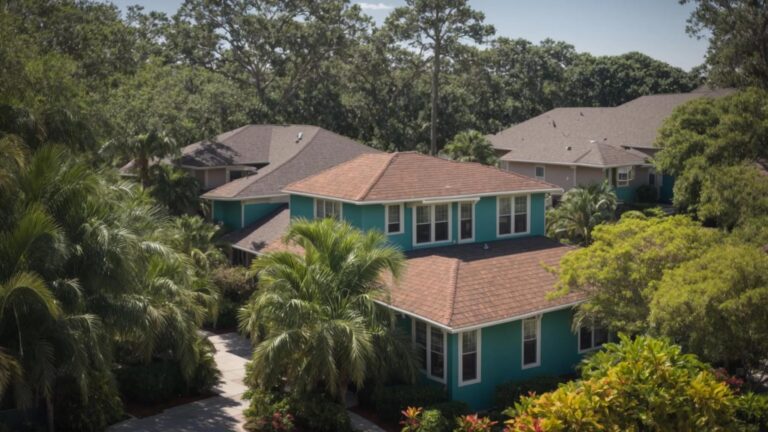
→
(284, 152, 562, 202)
(219, 205, 289, 254)
(492, 89, 735, 166)
(382, 236, 585, 330)
(201, 126, 380, 199)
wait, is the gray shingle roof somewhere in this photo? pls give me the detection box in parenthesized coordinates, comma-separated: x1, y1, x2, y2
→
(219, 204, 289, 254)
(492, 89, 735, 167)
(200, 125, 380, 199)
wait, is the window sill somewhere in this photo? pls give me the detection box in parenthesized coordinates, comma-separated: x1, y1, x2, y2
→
(521, 362, 540, 370)
(497, 231, 530, 238)
(386, 230, 404, 236)
(414, 239, 453, 247)
(458, 378, 481, 387)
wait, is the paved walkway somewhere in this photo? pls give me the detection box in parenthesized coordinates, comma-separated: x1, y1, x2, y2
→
(109, 332, 252, 432)
(109, 331, 386, 432)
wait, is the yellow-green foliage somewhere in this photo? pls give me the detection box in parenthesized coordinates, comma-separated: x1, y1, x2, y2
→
(650, 243, 768, 375)
(505, 336, 739, 432)
(553, 214, 721, 333)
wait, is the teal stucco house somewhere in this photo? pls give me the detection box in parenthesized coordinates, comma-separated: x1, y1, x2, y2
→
(275, 152, 604, 410)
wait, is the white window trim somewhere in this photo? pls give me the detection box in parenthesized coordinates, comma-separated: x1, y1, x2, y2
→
(384, 203, 404, 235)
(521, 315, 541, 369)
(496, 194, 531, 238)
(412, 203, 452, 247)
(578, 322, 610, 354)
(458, 329, 481, 387)
(617, 166, 634, 187)
(412, 319, 447, 383)
(534, 165, 546, 180)
(458, 201, 475, 243)
(313, 198, 343, 220)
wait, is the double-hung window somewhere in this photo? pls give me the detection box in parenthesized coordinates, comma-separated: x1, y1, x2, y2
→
(385, 204, 403, 234)
(412, 320, 446, 382)
(617, 166, 634, 187)
(579, 321, 610, 352)
(522, 316, 540, 368)
(498, 195, 529, 236)
(459, 202, 474, 242)
(315, 199, 341, 220)
(414, 204, 450, 245)
(459, 329, 481, 385)
(535, 166, 545, 180)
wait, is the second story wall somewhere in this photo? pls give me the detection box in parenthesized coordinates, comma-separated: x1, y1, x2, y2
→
(289, 193, 547, 252)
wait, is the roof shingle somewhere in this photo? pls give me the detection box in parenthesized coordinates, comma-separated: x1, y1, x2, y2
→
(284, 152, 562, 202)
(383, 236, 585, 330)
(200, 125, 380, 199)
(491, 89, 735, 166)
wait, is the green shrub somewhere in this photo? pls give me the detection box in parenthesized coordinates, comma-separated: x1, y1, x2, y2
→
(737, 393, 768, 432)
(373, 384, 447, 423)
(188, 338, 222, 395)
(244, 389, 294, 432)
(290, 393, 351, 432)
(210, 266, 256, 329)
(426, 401, 470, 427)
(53, 371, 124, 432)
(494, 376, 565, 410)
(419, 409, 449, 432)
(636, 184, 658, 203)
(115, 361, 185, 404)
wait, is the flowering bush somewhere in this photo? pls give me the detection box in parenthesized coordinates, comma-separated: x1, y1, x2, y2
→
(454, 414, 497, 432)
(400, 406, 448, 432)
(504, 336, 740, 431)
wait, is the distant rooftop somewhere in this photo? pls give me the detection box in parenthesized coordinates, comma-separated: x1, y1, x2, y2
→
(284, 152, 562, 203)
(200, 125, 379, 200)
(491, 88, 735, 167)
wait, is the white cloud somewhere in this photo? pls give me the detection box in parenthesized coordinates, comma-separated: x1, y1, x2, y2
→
(356, 2, 393, 10)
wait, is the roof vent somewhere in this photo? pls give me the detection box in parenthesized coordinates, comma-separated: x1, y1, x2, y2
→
(589, 140, 596, 144)
(566, 146, 572, 151)
(295, 131, 303, 143)
(552, 120, 557, 128)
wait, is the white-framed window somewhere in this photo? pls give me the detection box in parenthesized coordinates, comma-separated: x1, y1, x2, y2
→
(535, 166, 545, 180)
(497, 195, 529, 237)
(459, 329, 481, 386)
(413, 203, 451, 245)
(385, 203, 404, 234)
(617, 166, 634, 187)
(578, 321, 610, 353)
(314, 199, 342, 220)
(522, 316, 541, 369)
(412, 319, 446, 382)
(459, 202, 474, 242)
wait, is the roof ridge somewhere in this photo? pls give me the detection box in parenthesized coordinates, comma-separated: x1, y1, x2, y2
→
(356, 152, 398, 200)
(211, 126, 322, 197)
(446, 258, 461, 326)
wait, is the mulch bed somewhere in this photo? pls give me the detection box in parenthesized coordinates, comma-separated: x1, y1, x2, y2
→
(349, 405, 399, 432)
(124, 392, 217, 418)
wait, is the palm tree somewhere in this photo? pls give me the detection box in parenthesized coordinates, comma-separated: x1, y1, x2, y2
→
(441, 130, 498, 165)
(103, 130, 177, 187)
(148, 164, 201, 215)
(546, 182, 618, 245)
(239, 218, 416, 403)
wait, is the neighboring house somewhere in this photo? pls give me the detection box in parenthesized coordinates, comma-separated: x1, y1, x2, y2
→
(488, 88, 734, 203)
(196, 125, 380, 264)
(275, 152, 599, 410)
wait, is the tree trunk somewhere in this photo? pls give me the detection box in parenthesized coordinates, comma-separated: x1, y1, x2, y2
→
(430, 42, 441, 156)
(137, 154, 149, 189)
(46, 395, 54, 432)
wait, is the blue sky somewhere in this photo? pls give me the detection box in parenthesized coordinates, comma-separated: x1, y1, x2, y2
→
(110, 0, 708, 70)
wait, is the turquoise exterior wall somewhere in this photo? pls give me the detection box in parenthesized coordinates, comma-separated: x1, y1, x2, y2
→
(212, 200, 242, 230)
(660, 174, 675, 203)
(289, 195, 315, 220)
(288, 192, 547, 252)
(615, 186, 635, 203)
(400, 308, 583, 411)
(243, 202, 283, 227)
(448, 308, 582, 410)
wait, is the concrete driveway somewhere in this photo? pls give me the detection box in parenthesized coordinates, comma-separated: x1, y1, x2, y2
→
(109, 332, 252, 432)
